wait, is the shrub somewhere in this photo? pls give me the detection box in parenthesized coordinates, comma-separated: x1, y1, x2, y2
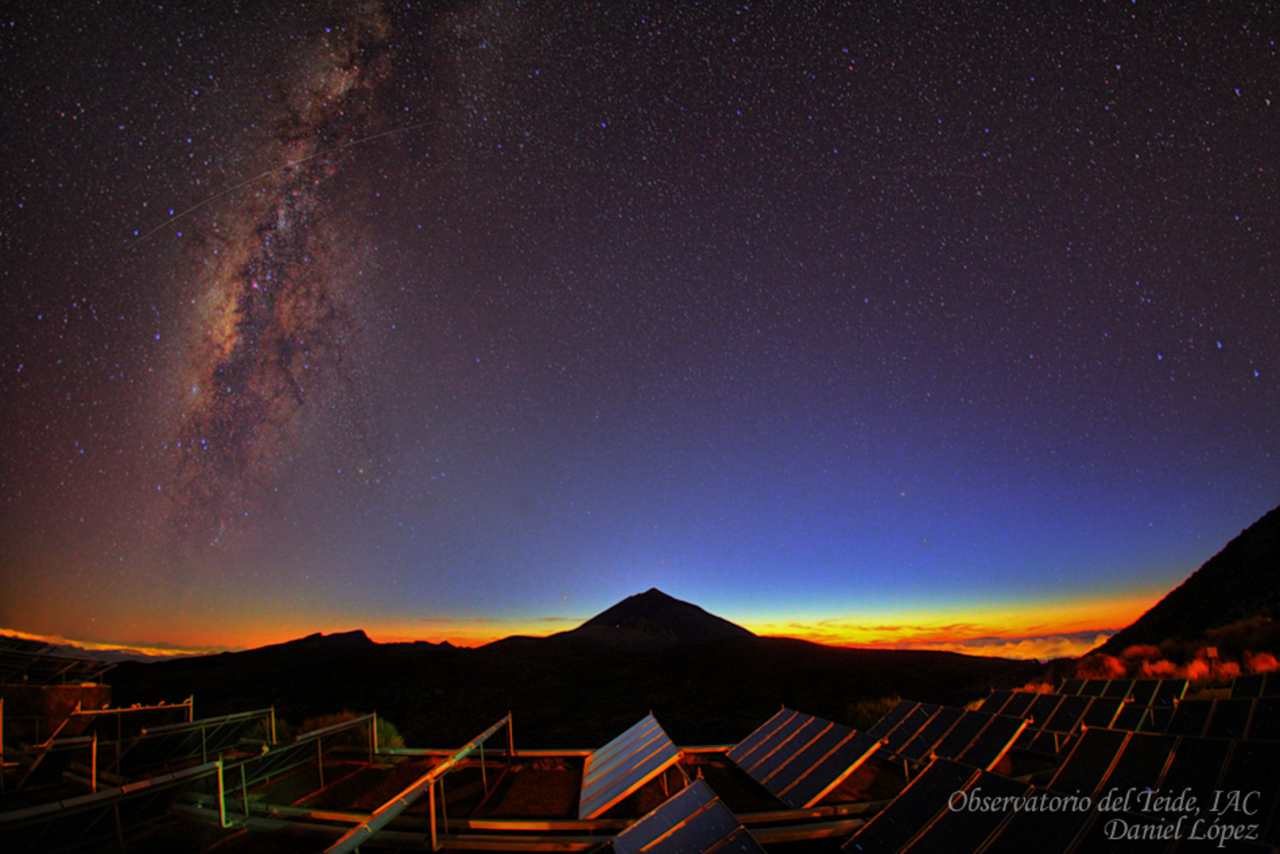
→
(297, 710, 406, 749)
(846, 695, 900, 732)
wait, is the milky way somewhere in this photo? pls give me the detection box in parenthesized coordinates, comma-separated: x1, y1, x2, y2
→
(169, 3, 392, 542)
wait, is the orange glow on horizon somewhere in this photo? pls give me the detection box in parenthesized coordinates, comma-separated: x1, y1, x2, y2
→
(5, 589, 1157, 661)
(738, 590, 1156, 660)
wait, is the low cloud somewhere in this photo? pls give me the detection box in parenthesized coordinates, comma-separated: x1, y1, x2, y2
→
(895, 632, 1115, 661)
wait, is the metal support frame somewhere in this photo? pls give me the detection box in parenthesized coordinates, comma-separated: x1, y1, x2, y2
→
(322, 713, 514, 854)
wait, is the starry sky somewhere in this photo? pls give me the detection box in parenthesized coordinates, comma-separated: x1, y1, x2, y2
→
(2, 1, 1276, 659)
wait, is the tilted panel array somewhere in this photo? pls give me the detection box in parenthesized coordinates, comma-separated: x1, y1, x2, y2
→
(1047, 727, 1127, 798)
(1135, 697, 1274, 739)
(1044, 727, 1280, 846)
(954, 714, 1027, 771)
(878, 704, 941, 757)
(0, 761, 220, 854)
(610, 778, 764, 854)
(996, 691, 1036, 718)
(728, 707, 880, 809)
(865, 700, 918, 741)
(978, 690, 1014, 713)
(874, 700, 1026, 772)
(843, 721, 1280, 854)
(894, 769, 1030, 854)
(930, 711, 991, 761)
(841, 758, 978, 854)
(579, 714, 681, 820)
(109, 708, 274, 777)
(897, 707, 963, 764)
(1231, 672, 1280, 699)
(0, 638, 116, 686)
(1080, 696, 1123, 729)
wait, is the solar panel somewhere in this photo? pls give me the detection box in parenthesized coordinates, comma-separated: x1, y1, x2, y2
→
(730, 709, 880, 809)
(998, 691, 1036, 718)
(931, 711, 991, 761)
(1152, 679, 1188, 707)
(727, 708, 795, 765)
(1219, 741, 1280, 846)
(1101, 678, 1134, 699)
(866, 701, 919, 741)
(747, 716, 830, 782)
(1024, 693, 1065, 726)
(898, 770, 1029, 854)
(0, 637, 116, 686)
(1127, 680, 1159, 706)
(1059, 678, 1085, 696)
(1082, 696, 1123, 729)
(881, 704, 941, 755)
(732, 711, 818, 775)
(1111, 703, 1148, 731)
(1205, 698, 1254, 740)
(1079, 679, 1107, 697)
(1247, 697, 1280, 740)
(579, 714, 682, 820)
(841, 758, 977, 854)
(1166, 700, 1213, 737)
(611, 778, 764, 854)
(1104, 732, 1175, 793)
(897, 706, 963, 763)
(1159, 736, 1231, 795)
(774, 730, 879, 808)
(979, 690, 1013, 714)
(1232, 673, 1267, 699)
(1049, 728, 1127, 798)
(1043, 694, 1090, 734)
(955, 714, 1027, 771)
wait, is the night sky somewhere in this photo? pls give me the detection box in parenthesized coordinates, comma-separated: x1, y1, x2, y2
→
(2, 1, 1276, 658)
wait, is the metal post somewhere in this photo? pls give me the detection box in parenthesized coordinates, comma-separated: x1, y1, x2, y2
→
(269, 707, 277, 745)
(480, 740, 487, 795)
(318, 736, 325, 788)
(508, 712, 515, 762)
(371, 712, 378, 763)
(91, 733, 98, 792)
(217, 759, 230, 828)
(201, 723, 208, 764)
(187, 695, 195, 722)
(241, 762, 249, 816)
(429, 775, 437, 852)
(439, 775, 449, 837)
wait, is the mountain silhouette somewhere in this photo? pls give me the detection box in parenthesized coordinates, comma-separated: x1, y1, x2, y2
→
(107, 589, 1040, 747)
(558, 588, 755, 646)
(1096, 503, 1280, 657)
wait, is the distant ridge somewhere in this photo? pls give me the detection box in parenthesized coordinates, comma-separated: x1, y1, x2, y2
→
(242, 629, 379, 655)
(1096, 503, 1280, 656)
(561, 588, 755, 646)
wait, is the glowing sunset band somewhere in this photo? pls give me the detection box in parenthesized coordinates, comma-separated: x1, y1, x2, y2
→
(740, 592, 1158, 659)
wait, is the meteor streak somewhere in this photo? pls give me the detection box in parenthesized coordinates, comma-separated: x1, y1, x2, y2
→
(126, 120, 430, 250)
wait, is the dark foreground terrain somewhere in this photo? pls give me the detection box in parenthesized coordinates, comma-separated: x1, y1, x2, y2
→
(111, 629, 1042, 747)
